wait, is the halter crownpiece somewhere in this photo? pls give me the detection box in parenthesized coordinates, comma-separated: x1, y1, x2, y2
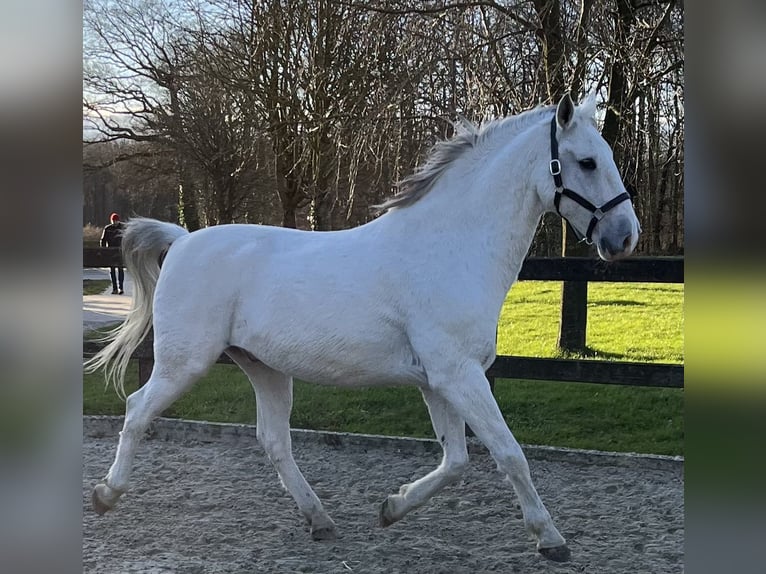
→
(549, 116, 631, 244)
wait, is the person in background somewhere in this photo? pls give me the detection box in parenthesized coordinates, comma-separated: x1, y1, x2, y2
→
(100, 212, 125, 294)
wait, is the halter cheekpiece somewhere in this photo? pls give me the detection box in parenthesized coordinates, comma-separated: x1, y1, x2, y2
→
(549, 116, 631, 244)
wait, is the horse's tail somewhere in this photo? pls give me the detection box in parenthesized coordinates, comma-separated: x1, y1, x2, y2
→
(84, 217, 189, 399)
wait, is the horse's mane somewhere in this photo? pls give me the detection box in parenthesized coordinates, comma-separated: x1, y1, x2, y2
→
(375, 104, 556, 212)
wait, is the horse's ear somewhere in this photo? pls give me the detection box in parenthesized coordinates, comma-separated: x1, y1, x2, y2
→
(454, 113, 474, 133)
(556, 93, 575, 130)
(580, 90, 598, 120)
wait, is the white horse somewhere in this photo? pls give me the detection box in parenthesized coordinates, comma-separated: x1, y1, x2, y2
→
(86, 93, 639, 562)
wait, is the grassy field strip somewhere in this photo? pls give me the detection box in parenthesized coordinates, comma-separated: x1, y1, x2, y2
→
(83, 280, 112, 296)
(498, 282, 683, 363)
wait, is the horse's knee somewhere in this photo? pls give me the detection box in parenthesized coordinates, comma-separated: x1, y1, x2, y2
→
(493, 446, 531, 481)
(257, 431, 291, 464)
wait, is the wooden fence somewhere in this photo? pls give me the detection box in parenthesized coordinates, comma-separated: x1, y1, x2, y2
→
(84, 248, 683, 390)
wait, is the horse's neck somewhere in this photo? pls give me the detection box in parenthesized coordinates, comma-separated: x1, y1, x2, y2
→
(380, 141, 545, 297)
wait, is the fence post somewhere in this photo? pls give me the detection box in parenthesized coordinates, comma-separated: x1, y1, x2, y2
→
(136, 332, 154, 387)
(557, 223, 589, 354)
(138, 358, 153, 387)
(558, 280, 588, 352)
(469, 328, 499, 437)
(488, 326, 497, 394)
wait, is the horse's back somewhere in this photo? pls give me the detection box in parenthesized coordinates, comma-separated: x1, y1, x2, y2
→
(162, 222, 396, 299)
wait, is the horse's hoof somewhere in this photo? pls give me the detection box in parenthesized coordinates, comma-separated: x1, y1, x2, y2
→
(310, 524, 337, 541)
(538, 544, 571, 562)
(379, 497, 398, 527)
(92, 484, 116, 515)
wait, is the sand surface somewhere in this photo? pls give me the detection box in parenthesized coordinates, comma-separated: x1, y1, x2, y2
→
(83, 419, 683, 573)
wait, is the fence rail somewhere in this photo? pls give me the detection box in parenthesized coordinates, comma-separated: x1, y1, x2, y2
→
(84, 248, 684, 283)
(84, 247, 122, 267)
(518, 256, 683, 283)
(84, 248, 683, 389)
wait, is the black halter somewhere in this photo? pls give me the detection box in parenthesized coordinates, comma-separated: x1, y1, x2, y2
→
(549, 116, 631, 244)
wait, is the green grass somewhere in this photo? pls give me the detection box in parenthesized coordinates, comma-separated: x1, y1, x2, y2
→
(84, 279, 111, 296)
(83, 282, 684, 455)
(83, 365, 683, 455)
(498, 282, 683, 363)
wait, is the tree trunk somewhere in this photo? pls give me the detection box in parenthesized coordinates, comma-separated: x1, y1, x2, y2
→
(532, 0, 566, 101)
(601, 0, 635, 149)
(168, 72, 200, 231)
(271, 121, 302, 229)
(281, 202, 297, 229)
(176, 154, 200, 231)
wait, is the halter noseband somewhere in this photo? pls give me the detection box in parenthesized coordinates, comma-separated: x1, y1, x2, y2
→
(549, 116, 631, 244)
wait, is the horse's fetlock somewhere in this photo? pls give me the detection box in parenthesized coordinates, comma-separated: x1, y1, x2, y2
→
(443, 457, 469, 481)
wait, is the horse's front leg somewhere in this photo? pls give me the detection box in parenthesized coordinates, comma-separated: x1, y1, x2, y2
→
(380, 387, 469, 525)
(429, 362, 570, 562)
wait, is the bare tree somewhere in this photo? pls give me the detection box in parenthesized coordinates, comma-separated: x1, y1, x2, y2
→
(84, 0, 683, 256)
(84, 0, 264, 228)
(83, 140, 178, 225)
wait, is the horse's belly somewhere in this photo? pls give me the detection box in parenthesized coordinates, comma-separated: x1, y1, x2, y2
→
(232, 324, 427, 388)
(287, 353, 426, 388)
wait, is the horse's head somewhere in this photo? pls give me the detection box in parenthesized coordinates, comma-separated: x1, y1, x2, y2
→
(544, 93, 641, 261)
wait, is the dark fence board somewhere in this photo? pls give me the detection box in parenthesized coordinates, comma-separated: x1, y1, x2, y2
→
(84, 249, 684, 284)
(84, 340, 683, 389)
(84, 247, 122, 267)
(517, 256, 683, 283)
(486, 356, 682, 389)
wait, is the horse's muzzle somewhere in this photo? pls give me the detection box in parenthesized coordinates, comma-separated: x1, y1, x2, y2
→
(596, 218, 639, 261)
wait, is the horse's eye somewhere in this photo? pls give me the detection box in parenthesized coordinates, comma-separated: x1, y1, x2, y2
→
(578, 158, 597, 170)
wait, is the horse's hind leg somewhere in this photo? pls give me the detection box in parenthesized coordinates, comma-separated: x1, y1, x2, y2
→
(92, 352, 216, 514)
(380, 388, 468, 526)
(228, 348, 336, 541)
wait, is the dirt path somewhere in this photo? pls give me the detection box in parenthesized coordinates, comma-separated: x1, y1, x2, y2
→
(83, 418, 683, 574)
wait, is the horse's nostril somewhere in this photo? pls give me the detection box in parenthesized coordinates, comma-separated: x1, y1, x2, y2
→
(622, 234, 632, 250)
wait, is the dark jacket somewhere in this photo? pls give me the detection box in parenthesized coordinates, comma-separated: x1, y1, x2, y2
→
(100, 222, 125, 248)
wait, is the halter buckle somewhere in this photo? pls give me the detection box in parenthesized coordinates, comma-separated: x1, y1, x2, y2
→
(549, 159, 561, 176)
(592, 207, 604, 220)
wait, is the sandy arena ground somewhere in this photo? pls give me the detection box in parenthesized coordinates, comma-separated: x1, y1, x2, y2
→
(83, 417, 683, 574)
